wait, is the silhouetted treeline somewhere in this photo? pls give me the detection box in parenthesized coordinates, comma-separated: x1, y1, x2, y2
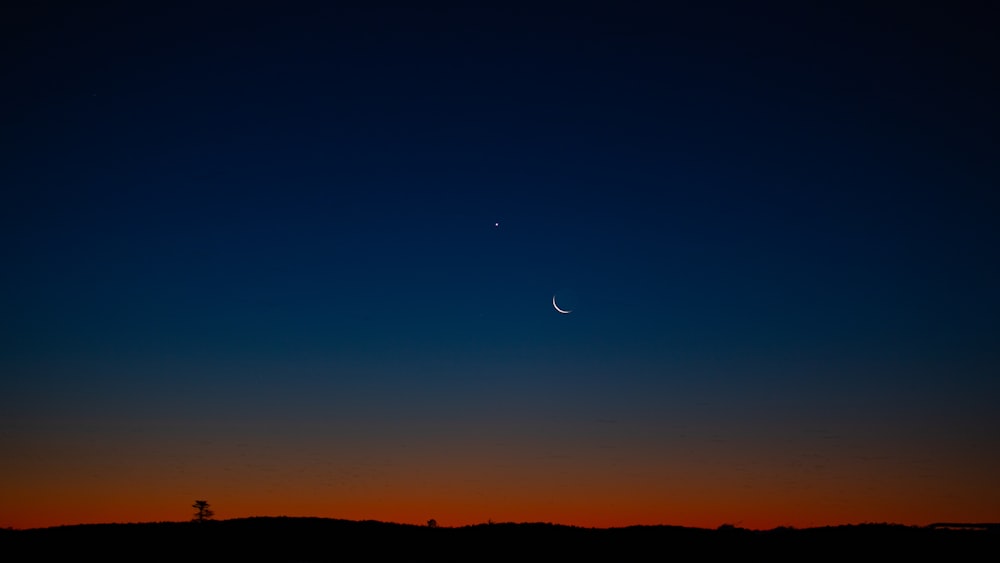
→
(2, 518, 995, 562)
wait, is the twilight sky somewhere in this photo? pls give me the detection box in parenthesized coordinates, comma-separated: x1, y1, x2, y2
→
(2, 2, 998, 529)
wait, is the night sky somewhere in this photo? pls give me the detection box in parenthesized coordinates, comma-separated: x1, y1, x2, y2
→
(2, 2, 998, 530)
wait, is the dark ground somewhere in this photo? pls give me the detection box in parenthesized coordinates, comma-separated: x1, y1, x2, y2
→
(2, 518, 996, 561)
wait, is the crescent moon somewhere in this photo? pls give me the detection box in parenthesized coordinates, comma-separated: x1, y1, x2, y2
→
(552, 295, 572, 314)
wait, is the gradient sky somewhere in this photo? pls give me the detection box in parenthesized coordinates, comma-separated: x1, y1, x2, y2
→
(2, 2, 998, 530)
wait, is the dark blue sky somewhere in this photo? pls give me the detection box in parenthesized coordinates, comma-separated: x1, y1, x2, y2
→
(2, 2, 998, 528)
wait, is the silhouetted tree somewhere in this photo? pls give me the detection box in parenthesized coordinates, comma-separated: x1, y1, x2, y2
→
(192, 500, 214, 523)
(427, 519, 437, 528)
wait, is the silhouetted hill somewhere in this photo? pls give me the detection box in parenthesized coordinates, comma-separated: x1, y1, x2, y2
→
(3, 518, 995, 562)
